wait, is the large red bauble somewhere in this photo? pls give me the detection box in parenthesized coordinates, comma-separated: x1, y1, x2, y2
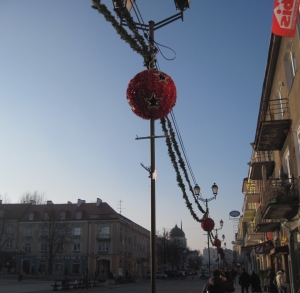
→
(126, 69, 177, 120)
(201, 218, 215, 232)
(213, 239, 221, 247)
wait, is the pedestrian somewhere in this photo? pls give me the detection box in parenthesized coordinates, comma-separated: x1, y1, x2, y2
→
(239, 268, 251, 293)
(267, 268, 277, 293)
(18, 269, 24, 282)
(275, 269, 287, 293)
(250, 271, 261, 293)
(202, 269, 235, 293)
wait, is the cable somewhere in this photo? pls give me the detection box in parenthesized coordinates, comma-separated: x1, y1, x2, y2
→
(170, 110, 197, 185)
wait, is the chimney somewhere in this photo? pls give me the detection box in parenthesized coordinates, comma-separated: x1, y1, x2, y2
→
(77, 199, 86, 207)
(47, 200, 53, 204)
(0, 200, 2, 204)
(67, 201, 72, 204)
(96, 198, 102, 206)
(30, 200, 36, 205)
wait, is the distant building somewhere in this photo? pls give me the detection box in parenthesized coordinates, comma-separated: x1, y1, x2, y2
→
(0, 199, 150, 277)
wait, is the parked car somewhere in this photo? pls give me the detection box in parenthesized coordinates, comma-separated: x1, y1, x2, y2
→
(156, 272, 168, 279)
(165, 270, 179, 278)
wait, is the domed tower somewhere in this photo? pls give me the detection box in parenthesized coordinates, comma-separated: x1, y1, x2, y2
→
(170, 224, 187, 248)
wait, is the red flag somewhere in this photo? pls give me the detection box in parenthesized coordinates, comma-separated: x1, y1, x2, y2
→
(272, 0, 300, 37)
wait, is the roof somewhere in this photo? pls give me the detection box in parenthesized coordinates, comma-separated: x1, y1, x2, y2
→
(170, 224, 185, 238)
(0, 203, 31, 219)
(19, 201, 118, 222)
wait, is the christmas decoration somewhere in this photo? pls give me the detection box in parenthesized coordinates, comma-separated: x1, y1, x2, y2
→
(213, 238, 221, 247)
(201, 218, 215, 232)
(127, 70, 176, 120)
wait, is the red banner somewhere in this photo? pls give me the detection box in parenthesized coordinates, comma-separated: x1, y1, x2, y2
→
(272, 0, 300, 37)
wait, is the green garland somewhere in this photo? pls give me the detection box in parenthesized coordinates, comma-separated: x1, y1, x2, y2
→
(91, 0, 151, 67)
(91, 1, 206, 222)
(161, 117, 206, 222)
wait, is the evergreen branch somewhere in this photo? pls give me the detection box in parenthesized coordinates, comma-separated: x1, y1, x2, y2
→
(165, 116, 206, 214)
(160, 117, 202, 222)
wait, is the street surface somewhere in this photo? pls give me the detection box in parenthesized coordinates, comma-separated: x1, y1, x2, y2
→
(0, 276, 242, 293)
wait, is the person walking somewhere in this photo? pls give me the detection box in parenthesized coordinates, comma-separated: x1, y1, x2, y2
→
(202, 269, 235, 293)
(275, 269, 287, 293)
(267, 268, 277, 293)
(250, 271, 261, 293)
(239, 268, 251, 293)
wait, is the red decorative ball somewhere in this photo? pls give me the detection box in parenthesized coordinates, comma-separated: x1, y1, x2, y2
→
(201, 218, 215, 232)
(126, 69, 177, 120)
(213, 239, 221, 247)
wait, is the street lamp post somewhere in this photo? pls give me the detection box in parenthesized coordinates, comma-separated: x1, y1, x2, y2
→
(212, 220, 224, 269)
(112, 2, 191, 293)
(194, 183, 218, 274)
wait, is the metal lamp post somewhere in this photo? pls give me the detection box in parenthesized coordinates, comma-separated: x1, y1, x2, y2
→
(112, 2, 191, 293)
(212, 220, 223, 269)
(194, 183, 218, 274)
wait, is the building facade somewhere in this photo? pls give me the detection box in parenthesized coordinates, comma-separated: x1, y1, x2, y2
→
(0, 199, 150, 277)
(236, 12, 300, 293)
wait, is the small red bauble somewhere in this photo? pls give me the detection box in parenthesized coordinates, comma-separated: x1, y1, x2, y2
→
(201, 218, 215, 232)
(126, 69, 177, 120)
(213, 239, 221, 247)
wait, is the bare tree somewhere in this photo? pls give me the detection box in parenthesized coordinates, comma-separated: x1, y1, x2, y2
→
(19, 191, 46, 205)
(0, 194, 11, 204)
(37, 208, 73, 274)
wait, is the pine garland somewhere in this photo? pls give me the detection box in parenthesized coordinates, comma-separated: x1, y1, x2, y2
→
(161, 117, 206, 223)
(91, 0, 151, 67)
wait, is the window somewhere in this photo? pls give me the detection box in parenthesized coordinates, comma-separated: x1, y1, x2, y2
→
(297, 11, 300, 43)
(6, 239, 12, 248)
(6, 225, 13, 233)
(58, 244, 64, 251)
(41, 243, 47, 251)
(72, 262, 80, 274)
(284, 44, 297, 91)
(44, 213, 49, 220)
(25, 243, 31, 252)
(25, 227, 32, 236)
(295, 124, 300, 176)
(73, 243, 81, 251)
(74, 227, 81, 236)
(0, 210, 4, 217)
(99, 243, 109, 251)
(60, 212, 66, 220)
(283, 148, 291, 179)
(29, 213, 34, 221)
(98, 226, 110, 239)
(76, 212, 82, 219)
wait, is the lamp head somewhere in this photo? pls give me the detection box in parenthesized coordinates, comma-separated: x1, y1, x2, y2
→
(194, 184, 200, 196)
(174, 0, 191, 11)
(222, 234, 225, 240)
(112, 0, 135, 18)
(220, 219, 224, 228)
(211, 183, 218, 196)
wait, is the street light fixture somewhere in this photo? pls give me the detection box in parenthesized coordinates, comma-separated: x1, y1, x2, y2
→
(109, 3, 192, 293)
(174, 0, 191, 11)
(194, 183, 218, 274)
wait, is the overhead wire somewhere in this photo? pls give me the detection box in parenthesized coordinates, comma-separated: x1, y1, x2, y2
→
(128, 1, 197, 187)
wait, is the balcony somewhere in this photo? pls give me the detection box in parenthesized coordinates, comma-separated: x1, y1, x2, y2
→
(242, 178, 260, 204)
(255, 98, 291, 151)
(249, 151, 275, 180)
(247, 223, 263, 242)
(254, 209, 280, 233)
(260, 177, 299, 220)
(242, 199, 257, 222)
(96, 233, 111, 241)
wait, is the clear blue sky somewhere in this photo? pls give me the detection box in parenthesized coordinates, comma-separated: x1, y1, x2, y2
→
(0, 1, 273, 252)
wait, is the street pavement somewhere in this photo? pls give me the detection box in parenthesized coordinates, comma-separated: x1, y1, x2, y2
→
(0, 276, 243, 293)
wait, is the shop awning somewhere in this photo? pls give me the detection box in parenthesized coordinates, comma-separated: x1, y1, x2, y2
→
(241, 240, 273, 252)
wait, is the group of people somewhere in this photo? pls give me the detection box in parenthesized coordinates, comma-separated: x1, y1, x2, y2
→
(202, 268, 288, 293)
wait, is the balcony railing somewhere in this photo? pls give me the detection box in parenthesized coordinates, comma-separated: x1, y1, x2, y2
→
(96, 233, 111, 241)
(260, 177, 299, 220)
(255, 98, 291, 151)
(261, 177, 299, 204)
(249, 151, 275, 180)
